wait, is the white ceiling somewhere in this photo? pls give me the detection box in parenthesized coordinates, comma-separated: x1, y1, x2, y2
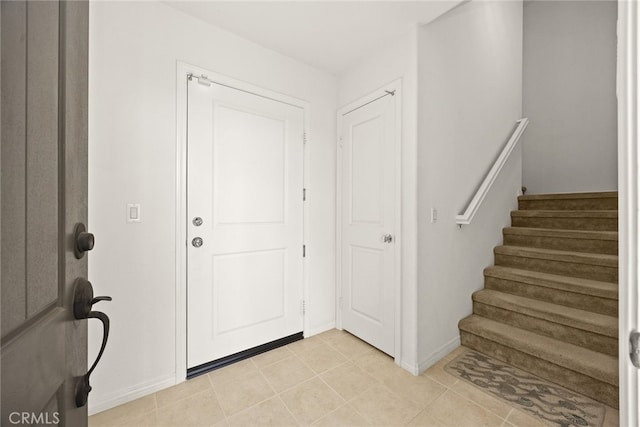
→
(164, 1, 463, 74)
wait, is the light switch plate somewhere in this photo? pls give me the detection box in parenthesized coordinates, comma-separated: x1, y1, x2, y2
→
(127, 204, 141, 223)
(431, 208, 438, 223)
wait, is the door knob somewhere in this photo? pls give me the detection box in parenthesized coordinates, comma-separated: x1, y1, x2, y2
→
(192, 237, 203, 248)
(631, 330, 640, 369)
(74, 223, 95, 259)
(383, 234, 393, 243)
(73, 278, 112, 407)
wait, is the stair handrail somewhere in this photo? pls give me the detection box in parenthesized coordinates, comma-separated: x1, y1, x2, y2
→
(456, 118, 529, 226)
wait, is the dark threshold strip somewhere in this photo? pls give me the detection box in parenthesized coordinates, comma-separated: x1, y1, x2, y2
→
(186, 332, 304, 379)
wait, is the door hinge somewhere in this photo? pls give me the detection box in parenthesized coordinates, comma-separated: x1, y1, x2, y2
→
(303, 245, 306, 258)
(303, 132, 307, 144)
(631, 330, 640, 368)
(301, 300, 306, 315)
(339, 136, 343, 147)
(303, 188, 307, 201)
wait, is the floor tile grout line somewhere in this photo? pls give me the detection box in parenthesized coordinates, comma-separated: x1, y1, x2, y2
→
(256, 362, 282, 397)
(206, 373, 231, 420)
(222, 394, 281, 425)
(310, 402, 361, 426)
(440, 387, 511, 425)
(250, 346, 295, 370)
(291, 342, 350, 377)
(91, 340, 617, 427)
(275, 393, 302, 426)
(323, 337, 374, 360)
(154, 376, 214, 410)
(214, 366, 283, 421)
(505, 407, 515, 424)
(403, 407, 427, 427)
(421, 369, 458, 390)
(271, 345, 360, 427)
(447, 382, 513, 423)
(315, 371, 349, 405)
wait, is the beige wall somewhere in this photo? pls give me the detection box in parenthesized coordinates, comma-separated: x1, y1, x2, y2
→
(89, 1, 337, 414)
(417, 0, 524, 370)
(337, 29, 420, 372)
(522, 0, 618, 194)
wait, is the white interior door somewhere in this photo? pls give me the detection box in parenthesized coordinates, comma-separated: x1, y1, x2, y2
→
(340, 93, 396, 356)
(187, 78, 304, 369)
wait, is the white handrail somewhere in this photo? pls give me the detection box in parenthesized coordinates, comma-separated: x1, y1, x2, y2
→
(455, 118, 529, 226)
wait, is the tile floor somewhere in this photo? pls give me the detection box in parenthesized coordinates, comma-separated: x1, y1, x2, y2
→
(89, 329, 619, 427)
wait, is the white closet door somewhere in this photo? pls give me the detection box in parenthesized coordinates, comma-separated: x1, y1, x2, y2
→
(341, 94, 396, 356)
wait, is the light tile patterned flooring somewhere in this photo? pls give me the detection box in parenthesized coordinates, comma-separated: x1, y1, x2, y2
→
(89, 329, 619, 427)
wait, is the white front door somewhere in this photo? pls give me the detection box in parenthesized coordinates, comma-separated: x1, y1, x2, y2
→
(187, 78, 304, 369)
(340, 93, 396, 356)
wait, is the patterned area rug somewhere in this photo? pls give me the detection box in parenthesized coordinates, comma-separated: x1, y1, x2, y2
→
(444, 350, 606, 427)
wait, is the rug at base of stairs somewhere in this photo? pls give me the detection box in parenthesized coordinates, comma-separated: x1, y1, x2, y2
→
(445, 350, 606, 427)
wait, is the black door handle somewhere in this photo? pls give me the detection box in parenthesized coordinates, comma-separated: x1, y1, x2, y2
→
(73, 278, 112, 408)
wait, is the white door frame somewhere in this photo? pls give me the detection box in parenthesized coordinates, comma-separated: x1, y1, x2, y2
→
(175, 61, 310, 383)
(336, 79, 403, 364)
(617, 2, 639, 425)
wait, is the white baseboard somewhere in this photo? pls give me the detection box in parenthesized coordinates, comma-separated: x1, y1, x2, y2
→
(401, 359, 420, 376)
(88, 374, 176, 416)
(305, 321, 336, 337)
(418, 335, 461, 374)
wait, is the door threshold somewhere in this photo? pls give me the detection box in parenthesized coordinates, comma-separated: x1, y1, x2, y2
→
(186, 332, 303, 379)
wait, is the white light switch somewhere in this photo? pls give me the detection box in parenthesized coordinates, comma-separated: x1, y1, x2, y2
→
(431, 208, 438, 223)
(127, 204, 141, 223)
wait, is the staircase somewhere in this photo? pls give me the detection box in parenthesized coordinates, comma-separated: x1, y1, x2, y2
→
(458, 191, 619, 408)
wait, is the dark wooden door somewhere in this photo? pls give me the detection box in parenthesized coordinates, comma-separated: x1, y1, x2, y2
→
(1, 1, 91, 425)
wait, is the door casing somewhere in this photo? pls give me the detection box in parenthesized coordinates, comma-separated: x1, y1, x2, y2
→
(617, 1, 639, 424)
(175, 62, 310, 383)
(336, 79, 403, 365)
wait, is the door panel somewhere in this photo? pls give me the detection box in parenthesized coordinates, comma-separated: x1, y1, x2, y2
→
(1, 0, 28, 334)
(350, 246, 384, 323)
(215, 106, 286, 225)
(26, 0, 60, 316)
(187, 79, 304, 368)
(341, 94, 395, 356)
(351, 117, 384, 224)
(1, 1, 90, 425)
(214, 250, 286, 333)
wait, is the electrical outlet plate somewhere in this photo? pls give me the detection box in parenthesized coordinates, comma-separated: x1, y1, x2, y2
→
(127, 204, 141, 223)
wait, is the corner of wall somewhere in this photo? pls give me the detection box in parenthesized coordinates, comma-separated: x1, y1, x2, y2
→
(418, 335, 461, 374)
(416, 0, 524, 366)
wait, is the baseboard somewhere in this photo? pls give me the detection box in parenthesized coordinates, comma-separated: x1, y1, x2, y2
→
(89, 323, 337, 416)
(88, 374, 176, 416)
(418, 335, 461, 374)
(401, 360, 420, 376)
(305, 321, 336, 337)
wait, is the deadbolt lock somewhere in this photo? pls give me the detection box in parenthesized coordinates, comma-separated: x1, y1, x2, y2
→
(192, 217, 203, 227)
